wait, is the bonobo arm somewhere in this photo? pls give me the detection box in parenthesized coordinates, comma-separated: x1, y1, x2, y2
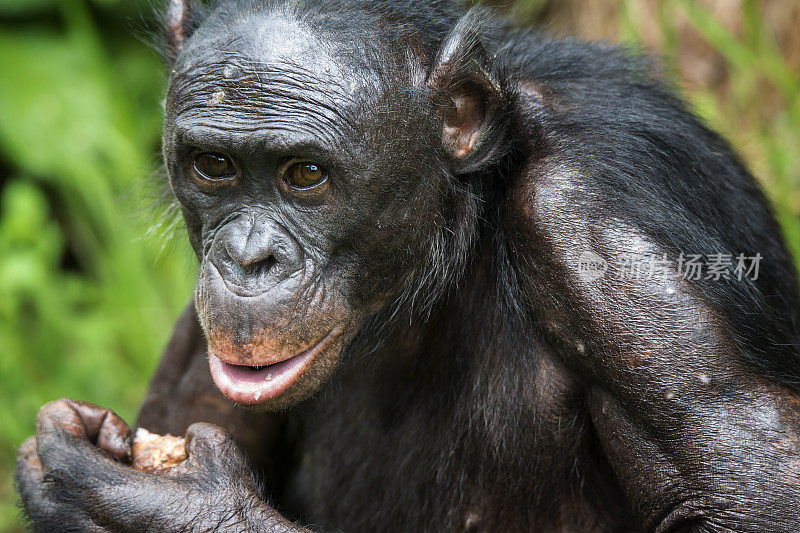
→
(547, 230, 800, 532)
(510, 71, 800, 530)
(136, 302, 284, 477)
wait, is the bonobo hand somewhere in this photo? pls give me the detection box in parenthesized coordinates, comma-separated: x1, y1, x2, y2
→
(15, 399, 302, 532)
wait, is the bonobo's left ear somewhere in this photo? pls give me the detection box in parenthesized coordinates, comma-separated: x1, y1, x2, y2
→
(427, 9, 510, 174)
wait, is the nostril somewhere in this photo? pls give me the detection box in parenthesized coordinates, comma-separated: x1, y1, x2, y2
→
(243, 255, 277, 277)
(213, 251, 280, 296)
(226, 250, 276, 278)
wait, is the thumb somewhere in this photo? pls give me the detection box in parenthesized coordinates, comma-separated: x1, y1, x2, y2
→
(184, 422, 245, 467)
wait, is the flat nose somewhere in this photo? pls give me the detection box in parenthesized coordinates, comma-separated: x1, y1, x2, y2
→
(213, 215, 303, 294)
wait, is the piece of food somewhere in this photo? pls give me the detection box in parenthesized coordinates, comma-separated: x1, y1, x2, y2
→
(131, 428, 187, 472)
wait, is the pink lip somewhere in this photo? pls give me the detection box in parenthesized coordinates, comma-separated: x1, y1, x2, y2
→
(208, 329, 338, 405)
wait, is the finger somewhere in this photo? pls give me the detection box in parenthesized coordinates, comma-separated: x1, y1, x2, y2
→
(36, 399, 88, 442)
(36, 399, 132, 463)
(15, 437, 56, 524)
(16, 436, 43, 485)
(185, 422, 245, 466)
(16, 436, 109, 532)
(67, 399, 133, 462)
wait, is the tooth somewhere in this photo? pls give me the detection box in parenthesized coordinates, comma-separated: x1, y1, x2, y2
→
(265, 373, 273, 381)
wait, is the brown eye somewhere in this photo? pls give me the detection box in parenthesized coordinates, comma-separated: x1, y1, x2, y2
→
(193, 152, 237, 183)
(285, 161, 328, 189)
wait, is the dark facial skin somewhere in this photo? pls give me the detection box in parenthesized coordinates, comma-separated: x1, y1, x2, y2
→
(166, 16, 360, 408)
(164, 12, 448, 408)
(15, 0, 800, 531)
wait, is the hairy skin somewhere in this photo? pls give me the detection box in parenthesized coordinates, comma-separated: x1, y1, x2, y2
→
(15, 0, 800, 531)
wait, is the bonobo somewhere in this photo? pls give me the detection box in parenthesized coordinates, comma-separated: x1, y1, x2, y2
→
(15, 0, 800, 531)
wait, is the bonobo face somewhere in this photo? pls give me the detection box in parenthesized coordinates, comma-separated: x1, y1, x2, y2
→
(162, 12, 449, 409)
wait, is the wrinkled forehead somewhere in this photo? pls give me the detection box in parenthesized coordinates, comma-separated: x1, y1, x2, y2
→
(166, 13, 367, 139)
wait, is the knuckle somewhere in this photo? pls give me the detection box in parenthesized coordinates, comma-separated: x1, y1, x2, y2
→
(187, 423, 238, 462)
(189, 422, 227, 443)
(15, 437, 41, 475)
(17, 436, 37, 458)
(37, 398, 73, 419)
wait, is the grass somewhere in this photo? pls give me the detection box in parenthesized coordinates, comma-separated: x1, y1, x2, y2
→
(639, 0, 800, 262)
(0, 0, 797, 531)
(0, 1, 194, 529)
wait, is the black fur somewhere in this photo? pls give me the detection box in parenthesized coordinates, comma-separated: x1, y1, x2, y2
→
(15, 1, 800, 532)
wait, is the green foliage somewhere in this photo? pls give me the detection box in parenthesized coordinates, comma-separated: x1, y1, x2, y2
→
(618, 0, 800, 263)
(0, 1, 194, 529)
(0, 1, 797, 531)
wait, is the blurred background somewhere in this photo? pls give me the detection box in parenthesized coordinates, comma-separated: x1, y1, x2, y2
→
(0, 0, 798, 530)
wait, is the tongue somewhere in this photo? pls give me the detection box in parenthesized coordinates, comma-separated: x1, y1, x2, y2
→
(208, 348, 314, 404)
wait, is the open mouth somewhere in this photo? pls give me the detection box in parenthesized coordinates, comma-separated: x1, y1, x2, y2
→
(208, 329, 338, 405)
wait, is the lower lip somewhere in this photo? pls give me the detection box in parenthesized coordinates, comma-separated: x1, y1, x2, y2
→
(208, 342, 321, 405)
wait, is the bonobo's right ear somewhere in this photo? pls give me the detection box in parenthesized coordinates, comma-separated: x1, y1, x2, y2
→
(427, 9, 510, 175)
(165, 0, 199, 62)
